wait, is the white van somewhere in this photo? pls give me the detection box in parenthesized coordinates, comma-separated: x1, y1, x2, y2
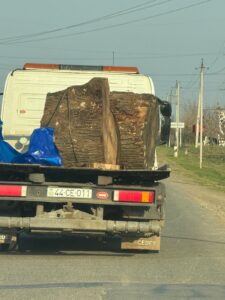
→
(0, 63, 155, 150)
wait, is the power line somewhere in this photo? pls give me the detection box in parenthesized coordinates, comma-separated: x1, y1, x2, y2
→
(205, 40, 225, 92)
(148, 73, 200, 76)
(116, 52, 217, 59)
(0, 0, 171, 44)
(1, 0, 212, 45)
(207, 41, 225, 72)
(207, 66, 225, 75)
(0, 51, 218, 61)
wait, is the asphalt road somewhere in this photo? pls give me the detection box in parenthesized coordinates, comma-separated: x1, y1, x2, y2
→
(0, 178, 225, 300)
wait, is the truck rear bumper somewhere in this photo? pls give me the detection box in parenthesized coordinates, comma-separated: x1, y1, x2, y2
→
(0, 216, 161, 235)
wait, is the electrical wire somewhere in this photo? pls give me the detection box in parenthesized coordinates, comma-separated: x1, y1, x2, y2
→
(1, 0, 212, 45)
(0, 0, 168, 43)
(205, 40, 225, 92)
(0, 51, 217, 61)
(207, 41, 225, 72)
(207, 66, 225, 75)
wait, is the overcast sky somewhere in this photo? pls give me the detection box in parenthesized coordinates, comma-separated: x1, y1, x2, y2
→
(0, 0, 224, 111)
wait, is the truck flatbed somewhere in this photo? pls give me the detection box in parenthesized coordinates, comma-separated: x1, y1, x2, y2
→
(0, 163, 170, 183)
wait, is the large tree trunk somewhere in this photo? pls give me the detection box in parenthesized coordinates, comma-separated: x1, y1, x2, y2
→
(110, 92, 159, 169)
(41, 78, 119, 167)
(41, 78, 159, 169)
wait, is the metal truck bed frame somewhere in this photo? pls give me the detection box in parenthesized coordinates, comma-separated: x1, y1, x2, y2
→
(0, 163, 170, 183)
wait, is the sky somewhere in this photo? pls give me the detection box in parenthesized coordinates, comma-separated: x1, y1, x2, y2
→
(0, 0, 225, 114)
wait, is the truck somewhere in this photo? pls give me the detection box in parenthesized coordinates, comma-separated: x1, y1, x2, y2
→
(0, 63, 170, 252)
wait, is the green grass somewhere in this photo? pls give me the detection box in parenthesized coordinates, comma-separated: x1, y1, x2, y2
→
(157, 145, 225, 192)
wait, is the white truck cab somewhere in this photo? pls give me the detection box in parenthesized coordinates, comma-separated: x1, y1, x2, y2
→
(1, 63, 155, 150)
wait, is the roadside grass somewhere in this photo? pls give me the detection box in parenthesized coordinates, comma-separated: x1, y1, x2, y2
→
(157, 144, 225, 192)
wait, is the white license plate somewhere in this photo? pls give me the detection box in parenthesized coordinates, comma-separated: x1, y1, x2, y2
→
(47, 187, 92, 198)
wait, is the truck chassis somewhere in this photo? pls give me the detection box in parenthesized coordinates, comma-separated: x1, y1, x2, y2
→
(0, 163, 169, 252)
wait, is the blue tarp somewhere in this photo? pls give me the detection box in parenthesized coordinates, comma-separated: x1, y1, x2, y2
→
(0, 121, 62, 166)
(0, 120, 19, 163)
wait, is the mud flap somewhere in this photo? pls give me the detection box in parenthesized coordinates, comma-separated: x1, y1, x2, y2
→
(121, 235, 160, 251)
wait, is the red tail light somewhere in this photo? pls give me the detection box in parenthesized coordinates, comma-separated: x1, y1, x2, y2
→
(0, 185, 27, 197)
(114, 190, 154, 203)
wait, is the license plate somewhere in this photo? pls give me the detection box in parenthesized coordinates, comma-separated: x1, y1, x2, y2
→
(47, 187, 92, 199)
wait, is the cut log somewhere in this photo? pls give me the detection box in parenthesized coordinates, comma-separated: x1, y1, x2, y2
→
(41, 78, 119, 167)
(41, 78, 160, 169)
(88, 163, 120, 170)
(110, 92, 159, 169)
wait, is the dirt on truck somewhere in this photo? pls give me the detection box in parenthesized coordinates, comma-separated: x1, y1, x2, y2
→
(0, 63, 171, 252)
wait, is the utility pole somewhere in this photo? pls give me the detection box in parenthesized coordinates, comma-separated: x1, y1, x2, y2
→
(194, 59, 208, 168)
(195, 93, 201, 148)
(112, 51, 115, 66)
(195, 59, 207, 167)
(199, 59, 204, 169)
(168, 88, 173, 147)
(174, 80, 180, 157)
(179, 127, 182, 147)
(169, 88, 173, 105)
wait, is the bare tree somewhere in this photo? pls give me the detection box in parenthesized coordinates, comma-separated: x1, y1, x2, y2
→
(203, 108, 219, 140)
(181, 101, 197, 145)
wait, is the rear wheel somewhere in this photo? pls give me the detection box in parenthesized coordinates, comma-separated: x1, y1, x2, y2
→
(0, 244, 10, 252)
(0, 241, 18, 252)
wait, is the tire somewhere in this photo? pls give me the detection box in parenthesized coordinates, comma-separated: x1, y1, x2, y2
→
(0, 244, 10, 252)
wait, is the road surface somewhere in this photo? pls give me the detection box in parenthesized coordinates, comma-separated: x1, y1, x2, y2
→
(0, 176, 225, 300)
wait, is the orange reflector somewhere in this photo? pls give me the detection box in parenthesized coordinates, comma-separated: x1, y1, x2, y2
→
(114, 190, 154, 203)
(24, 63, 60, 70)
(142, 192, 150, 203)
(103, 66, 139, 73)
